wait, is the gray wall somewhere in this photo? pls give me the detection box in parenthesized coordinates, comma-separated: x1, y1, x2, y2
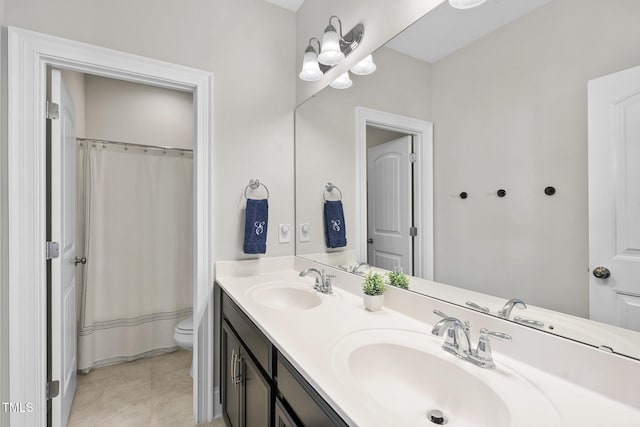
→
(367, 127, 406, 149)
(84, 75, 194, 149)
(431, 0, 640, 316)
(1, 0, 295, 421)
(296, 46, 432, 257)
(4, 0, 296, 262)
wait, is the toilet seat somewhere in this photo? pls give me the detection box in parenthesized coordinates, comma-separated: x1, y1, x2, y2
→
(174, 317, 194, 352)
(175, 318, 193, 334)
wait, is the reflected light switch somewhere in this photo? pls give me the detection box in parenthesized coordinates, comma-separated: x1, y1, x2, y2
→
(299, 223, 311, 242)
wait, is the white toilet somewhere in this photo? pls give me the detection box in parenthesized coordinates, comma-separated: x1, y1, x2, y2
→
(174, 317, 194, 377)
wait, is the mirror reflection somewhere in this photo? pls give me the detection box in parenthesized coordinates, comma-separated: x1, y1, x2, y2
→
(295, 0, 640, 359)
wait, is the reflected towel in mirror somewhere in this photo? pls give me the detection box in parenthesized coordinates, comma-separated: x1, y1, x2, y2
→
(324, 200, 346, 248)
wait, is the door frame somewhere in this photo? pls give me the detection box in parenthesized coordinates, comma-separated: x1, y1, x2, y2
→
(355, 106, 433, 280)
(7, 27, 215, 425)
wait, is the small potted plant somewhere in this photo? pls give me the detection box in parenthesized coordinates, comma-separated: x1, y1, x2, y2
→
(362, 272, 386, 312)
(387, 267, 409, 290)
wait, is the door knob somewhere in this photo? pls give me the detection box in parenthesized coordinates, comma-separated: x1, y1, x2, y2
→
(593, 266, 611, 279)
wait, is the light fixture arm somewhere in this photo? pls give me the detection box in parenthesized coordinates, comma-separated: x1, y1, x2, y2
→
(306, 37, 321, 54)
(328, 15, 358, 43)
(328, 15, 344, 38)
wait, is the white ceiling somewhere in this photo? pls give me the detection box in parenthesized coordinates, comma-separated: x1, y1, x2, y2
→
(386, 0, 552, 63)
(263, 0, 305, 12)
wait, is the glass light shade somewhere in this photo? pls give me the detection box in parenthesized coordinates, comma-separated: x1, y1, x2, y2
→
(329, 72, 352, 90)
(448, 0, 487, 9)
(299, 50, 323, 81)
(350, 54, 377, 76)
(318, 26, 345, 66)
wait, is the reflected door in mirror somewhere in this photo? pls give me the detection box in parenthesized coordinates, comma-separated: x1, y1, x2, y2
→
(367, 135, 414, 274)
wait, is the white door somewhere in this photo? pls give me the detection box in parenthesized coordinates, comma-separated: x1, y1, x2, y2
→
(367, 135, 413, 273)
(588, 64, 640, 332)
(50, 68, 78, 427)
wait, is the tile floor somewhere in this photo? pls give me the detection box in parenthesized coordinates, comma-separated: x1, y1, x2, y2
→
(68, 350, 225, 427)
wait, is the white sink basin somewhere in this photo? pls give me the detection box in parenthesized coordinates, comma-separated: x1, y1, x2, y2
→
(331, 329, 561, 427)
(245, 282, 323, 310)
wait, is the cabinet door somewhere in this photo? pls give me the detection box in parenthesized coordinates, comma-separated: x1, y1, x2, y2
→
(275, 398, 300, 427)
(222, 322, 242, 427)
(242, 351, 271, 427)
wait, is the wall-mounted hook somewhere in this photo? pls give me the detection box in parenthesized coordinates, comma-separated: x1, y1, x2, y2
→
(544, 186, 556, 196)
(459, 192, 468, 199)
(497, 189, 506, 198)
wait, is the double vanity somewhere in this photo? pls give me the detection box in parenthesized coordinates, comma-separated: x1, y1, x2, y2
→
(216, 257, 640, 426)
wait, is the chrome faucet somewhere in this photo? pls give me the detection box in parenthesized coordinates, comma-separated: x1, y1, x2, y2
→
(350, 262, 369, 275)
(431, 310, 511, 369)
(498, 298, 527, 319)
(299, 268, 334, 294)
(432, 316, 472, 359)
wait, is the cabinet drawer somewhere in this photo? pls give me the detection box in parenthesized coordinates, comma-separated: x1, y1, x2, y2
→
(222, 292, 272, 376)
(277, 355, 347, 427)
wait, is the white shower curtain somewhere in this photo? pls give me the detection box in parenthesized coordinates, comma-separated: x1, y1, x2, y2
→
(77, 141, 193, 372)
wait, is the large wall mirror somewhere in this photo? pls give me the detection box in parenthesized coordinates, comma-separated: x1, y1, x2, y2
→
(295, 0, 640, 360)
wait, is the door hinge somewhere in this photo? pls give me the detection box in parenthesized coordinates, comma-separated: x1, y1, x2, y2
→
(409, 153, 417, 163)
(46, 380, 60, 400)
(46, 101, 59, 120)
(409, 226, 417, 237)
(46, 241, 60, 260)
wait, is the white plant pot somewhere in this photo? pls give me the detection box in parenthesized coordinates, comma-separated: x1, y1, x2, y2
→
(363, 294, 384, 312)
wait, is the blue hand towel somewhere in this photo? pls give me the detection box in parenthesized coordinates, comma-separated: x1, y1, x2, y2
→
(244, 199, 268, 254)
(324, 200, 347, 248)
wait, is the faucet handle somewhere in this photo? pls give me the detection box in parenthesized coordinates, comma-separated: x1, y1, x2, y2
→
(480, 328, 512, 341)
(473, 328, 512, 369)
(433, 309, 449, 318)
(465, 301, 490, 313)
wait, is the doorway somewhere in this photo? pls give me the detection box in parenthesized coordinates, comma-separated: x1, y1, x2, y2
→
(7, 27, 214, 426)
(366, 130, 415, 274)
(48, 69, 197, 426)
(355, 107, 434, 280)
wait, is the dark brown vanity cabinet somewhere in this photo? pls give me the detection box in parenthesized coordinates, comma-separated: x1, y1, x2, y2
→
(220, 287, 347, 427)
(221, 293, 272, 427)
(274, 398, 298, 427)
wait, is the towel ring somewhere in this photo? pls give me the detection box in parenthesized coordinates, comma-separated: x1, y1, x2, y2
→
(323, 182, 343, 201)
(244, 179, 270, 200)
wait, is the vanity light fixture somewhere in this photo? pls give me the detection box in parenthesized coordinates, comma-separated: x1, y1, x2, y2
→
(299, 38, 323, 82)
(298, 15, 365, 81)
(350, 54, 376, 76)
(318, 16, 364, 65)
(448, 0, 488, 9)
(330, 72, 353, 89)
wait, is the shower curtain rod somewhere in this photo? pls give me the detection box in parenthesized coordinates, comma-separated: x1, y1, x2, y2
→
(77, 137, 194, 154)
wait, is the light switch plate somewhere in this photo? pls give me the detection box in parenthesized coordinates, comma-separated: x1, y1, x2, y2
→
(299, 223, 311, 242)
(279, 224, 291, 243)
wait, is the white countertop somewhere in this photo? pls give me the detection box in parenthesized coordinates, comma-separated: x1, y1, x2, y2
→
(216, 257, 640, 426)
